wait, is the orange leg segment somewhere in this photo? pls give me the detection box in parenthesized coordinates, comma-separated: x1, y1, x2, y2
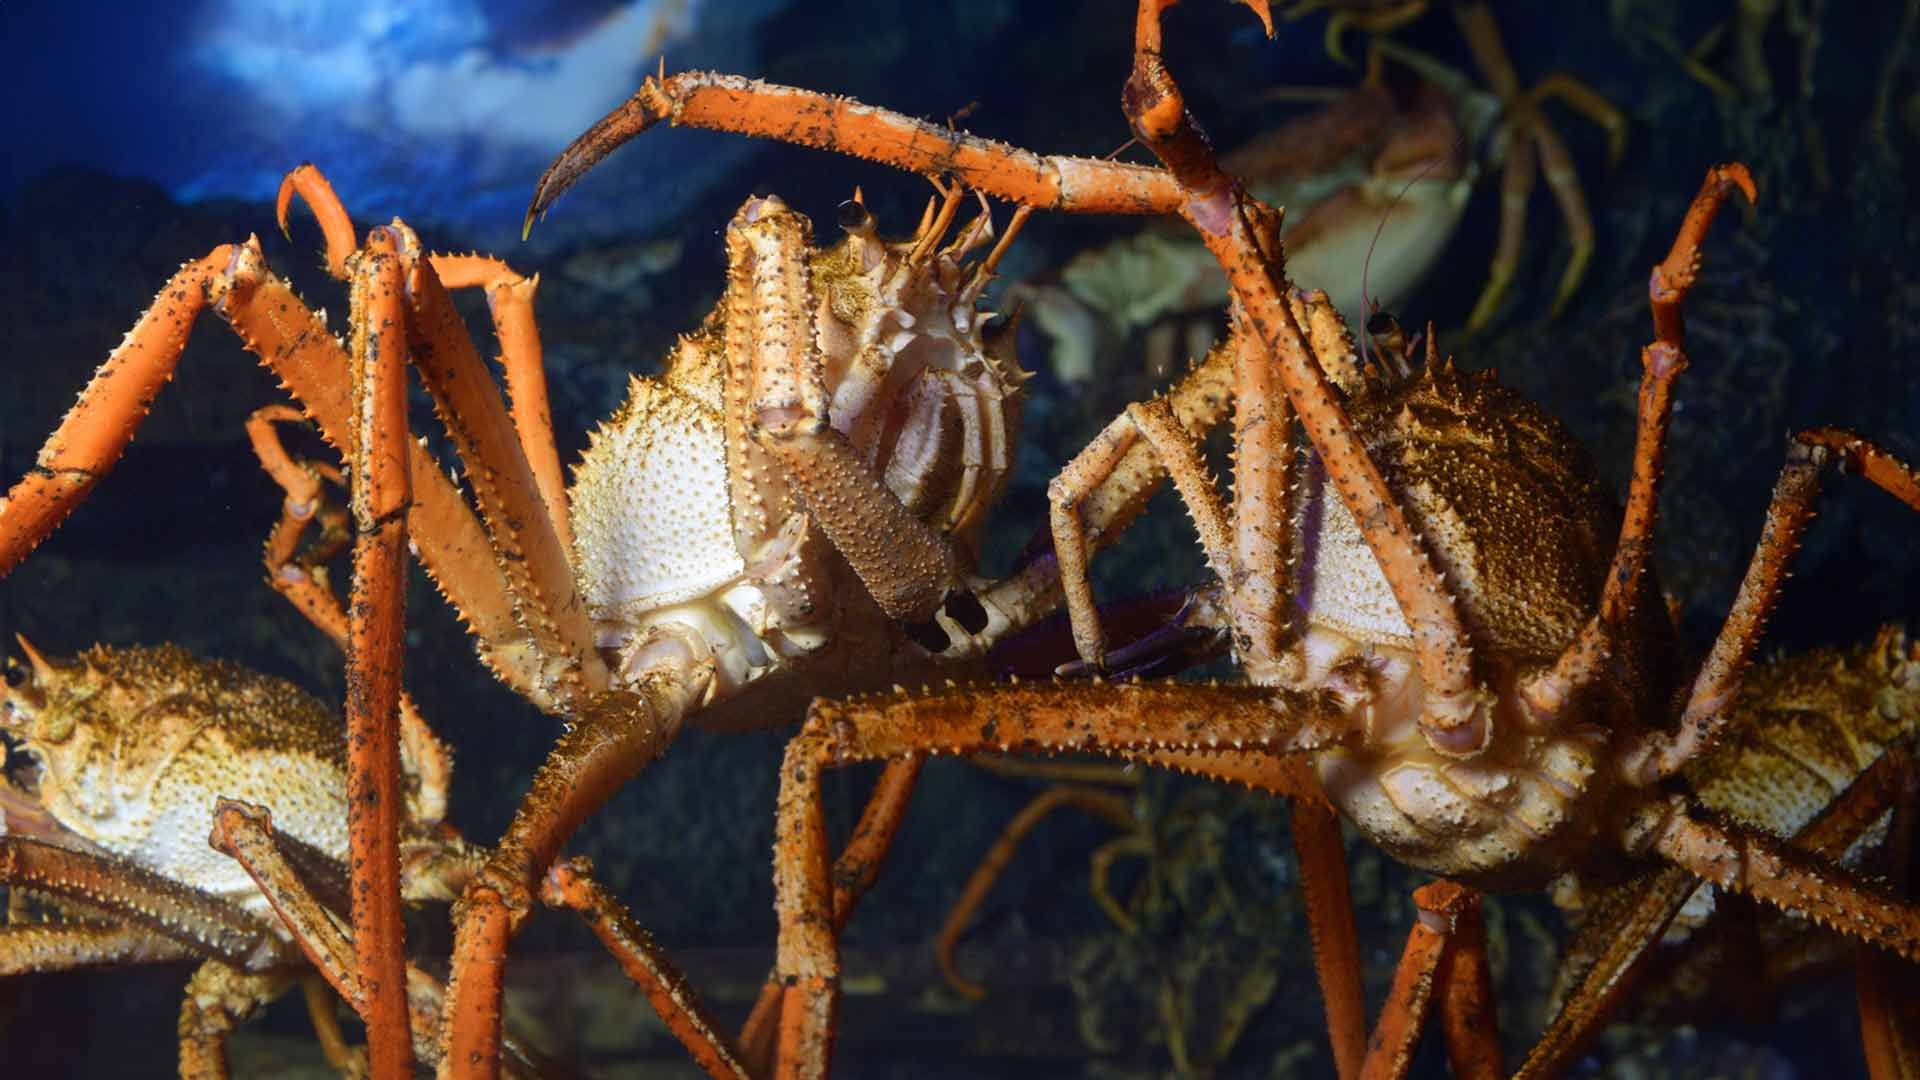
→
(540, 858, 748, 1079)
(341, 227, 417, 1080)
(526, 73, 1185, 236)
(741, 758, 926, 1074)
(770, 678, 1350, 1076)
(0, 249, 236, 576)
(1125, 0, 1483, 751)
(934, 782, 1136, 1001)
(1291, 799, 1367, 1080)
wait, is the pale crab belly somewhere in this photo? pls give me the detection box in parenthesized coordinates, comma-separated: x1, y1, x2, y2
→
(60, 753, 350, 922)
(1314, 726, 1613, 892)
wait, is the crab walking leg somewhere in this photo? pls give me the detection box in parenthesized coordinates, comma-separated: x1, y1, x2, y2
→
(525, 73, 1184, 235)
(772, 681, 1351, 1077)
(1050, 334, 1240, 666)
(209, 803, 528, 1075)
(0, 922, 195, 973)
(1852, 743, 1920, 1080)
(1513, 866, 1696, 1080)
(0, 837, 277, 966)
(1370, 882, 1500, 1080)
(247, 406, 455, 826)
(1521, 719, 1920, 1078)
(279, 167, 605, 712)
(209, 802, 363, 1027)
(1433, 889, 1501, 1079)
(539, 859, 749, 1080)
(1529, 164, 1756, 722)
(177, 962, 294, 1080)
(1124, 0, 1483, 751)
(1290, 799, 1367, 1080)
(0, 224, 526, 695)
(277, 165, 358, 278)
(444, 673, 704, 1079)
(339, 228, 417, 1079)
(934, 783, 1138, 999)
(739, 758, 925, 1074)
(1636, 431, 1920, 779)
(1646, 804, 1920, 962)
(397, 244, 608, 711)
(430, 255, 572, 554)
(1358, 900, 1444, 1079)
(0, 250, 234, 575)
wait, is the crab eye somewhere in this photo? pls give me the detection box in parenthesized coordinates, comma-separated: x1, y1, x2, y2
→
(1365, 311, 1397, 337)
(837, 200, 874, 234)
(3, 662, 25, 690)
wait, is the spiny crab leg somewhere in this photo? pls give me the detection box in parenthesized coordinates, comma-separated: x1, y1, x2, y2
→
(277, 164, 606, 713)
(1646, 429, 1920, 778)
(341, 223, 416, 1079)
(1357, 880, 1501, 1080)
(431, 255, 572, 554)
(0, 201, 522, 691)
(1526, 164, 1757, 727)
(1123, 0, 1485, 752)
(209, 801, 539, 1076)
(525, 71, 1184, 235)
(444, 671, 706, 1076)
(736, 759, 924, 1074)
(248, 405, 454, 828)
(769, 680, 1351, 1075)
(0, 836, 278, 969)
(1519, 737, 1920, 1077)
(539, 858, 749, 1079)
(0, 249, 234, 576)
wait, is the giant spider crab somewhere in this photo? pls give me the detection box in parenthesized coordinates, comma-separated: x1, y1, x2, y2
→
(517, 0, 1920, 1075)
(0, 151, 1084, 1073)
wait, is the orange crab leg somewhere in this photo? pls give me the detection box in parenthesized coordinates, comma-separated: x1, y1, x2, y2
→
(0, 836, 276, 967)
(340, 227, 417, 1079)
(247, 406, 455, 827)
(396, 249, 608, 711)
(0, 227, 524, 690)
(278, 165, 358, 278)
(539, 858, 749, 1079)
(739, 758, 925, 1073)
(1522, 737, 1920, 1077)
(1124, 0, 1483, 750)
(934, 782, 1137, 1000)
(1618, 430, 1920, 782)
(1859, 750, 1920, 1079)
(430, 255, 572, 554)
(1291, 799, 1367, 1080)
(1649, 806, 1920, 962)
(1359, 880, 1459, 1080)
(278, 167, 603, 710)
(771, 680, 1351, 1076)
(0, 249, 235, 576)
(444, 671, 703, 1078)
(1529, 164, 1755, 726)
(526, 73, 1185, 234)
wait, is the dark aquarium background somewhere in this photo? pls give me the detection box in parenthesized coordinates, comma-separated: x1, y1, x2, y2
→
(3, 1, 1918, 1076)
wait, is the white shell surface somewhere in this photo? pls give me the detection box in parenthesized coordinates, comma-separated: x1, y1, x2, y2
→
(572, 376, 746, 617)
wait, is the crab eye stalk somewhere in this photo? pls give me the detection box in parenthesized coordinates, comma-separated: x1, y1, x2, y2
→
(836, 199, 875, 236)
